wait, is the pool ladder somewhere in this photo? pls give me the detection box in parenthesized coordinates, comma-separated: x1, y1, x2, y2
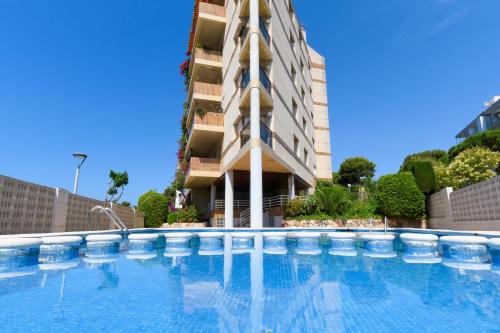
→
(88, 206, 129, 235)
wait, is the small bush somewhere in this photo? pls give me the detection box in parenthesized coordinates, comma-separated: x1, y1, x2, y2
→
(138, 191, 168, 227)
(376, 173, 425, 219)
(284, 198, 305, 218)
(167, 212, 178, 224)
(315, 185, 352, 217)
(343, 197, 380, 219)
(177, 205, 199, 223)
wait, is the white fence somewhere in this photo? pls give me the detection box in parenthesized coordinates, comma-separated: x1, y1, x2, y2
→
(428, 175, 500, 231)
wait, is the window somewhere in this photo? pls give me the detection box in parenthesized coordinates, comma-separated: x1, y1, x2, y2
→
(293, 136, 299, 155)
(292, 99, 298, 118)
(289, 30, 295, 52)
(300, 59, 304, 75)
(301, 87, 306, 103)
(291, 65, 296, 86)
(303, 149, 308, 164)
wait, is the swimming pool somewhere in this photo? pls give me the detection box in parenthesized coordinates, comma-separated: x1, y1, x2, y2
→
(0, 230, 499, 332)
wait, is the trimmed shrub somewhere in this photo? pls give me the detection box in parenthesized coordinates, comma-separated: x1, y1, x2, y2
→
(177, 205, 199, 223)
(406, 160, 437, 193)
(343, 198, 380, 219)
(376, 173, 425, 219)
(138, 191, 168, 227)
(315, 185, 353, 217)
(167, 212, 178, 224)
(448, 129, 500, 160)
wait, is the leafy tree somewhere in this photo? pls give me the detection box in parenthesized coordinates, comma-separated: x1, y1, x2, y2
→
(436, 147, 500, 189)
(338, 157, 376, 186)
(376, 173, 425, 219)
(120, 201, 131, 207)
(163, 186, 177, 205)
(448, 129, 500, 160)
(401, 150, 448, 171)
(331, 172, 340, 184)
(138, 191, 168, 227)
(105, 170, 129, 202)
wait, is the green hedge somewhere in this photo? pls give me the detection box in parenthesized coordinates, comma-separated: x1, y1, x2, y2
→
(376, 173, 425, 219)
(177, 205, 200, 223)
(406, 160, 437, 193)
(137, 191, 168, 228)
(449, 129, 500, 160)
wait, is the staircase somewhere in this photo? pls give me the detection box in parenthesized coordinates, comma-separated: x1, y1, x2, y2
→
(238, 195, 291, 227)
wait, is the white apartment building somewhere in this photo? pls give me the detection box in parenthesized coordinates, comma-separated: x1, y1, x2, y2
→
(183, 0, 332, 228)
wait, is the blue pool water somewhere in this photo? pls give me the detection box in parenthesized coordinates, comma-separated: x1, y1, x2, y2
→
(0, 235, 499, 332)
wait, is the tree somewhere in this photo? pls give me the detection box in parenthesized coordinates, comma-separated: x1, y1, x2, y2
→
(138, 191, 168, 227)
(376, 173, 425, 219)
(163, 186, 177, 205)
(436, 147, 500, 189)
(105, 170, 129, 202)
(400, 149, 448, 172)
(338, 157, 376, 186)
(120, 201, 131, 207)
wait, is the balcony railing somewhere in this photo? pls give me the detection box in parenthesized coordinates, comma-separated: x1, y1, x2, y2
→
(193, 82, 222, 96)
(199, 2, 225, 18)
(193, 47, 222, 63)
(259, 20, 270, 44)
(240, 68, 271, 94)
(240, 121, 273, 148)
(239, 19, 269, 45)
(187, 112, 224, 139)
(188, 157, 220, 172)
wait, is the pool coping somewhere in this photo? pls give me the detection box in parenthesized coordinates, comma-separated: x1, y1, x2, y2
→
(1, 227, 499, 239)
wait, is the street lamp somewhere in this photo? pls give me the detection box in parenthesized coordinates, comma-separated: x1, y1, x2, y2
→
(72, 153, 87, 194)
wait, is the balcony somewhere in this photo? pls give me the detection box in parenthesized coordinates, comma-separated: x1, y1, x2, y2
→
(189, 48, 222, 77)
(186, 112, 224, 154)
(239, 20, 272, 61)
(192, 2, 226, 52)
(240, 0, 271, 18)
(239, 68, 273, 108)
(240, 121, 273, 149)
(185, 157, 221, 188)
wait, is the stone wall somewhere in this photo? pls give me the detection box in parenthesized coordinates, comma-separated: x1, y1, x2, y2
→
(0, 175, 144, 235)
(283, 218, 424, 229)
(428, 176, 500, 231)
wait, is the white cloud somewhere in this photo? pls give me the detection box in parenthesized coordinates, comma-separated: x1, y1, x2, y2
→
(435, 8, 468, 31)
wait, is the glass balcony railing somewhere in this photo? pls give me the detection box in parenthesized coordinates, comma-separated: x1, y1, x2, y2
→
(240, 121, 273, 149)
(240, 68, 271, 94)
(259, 20, 270, 45)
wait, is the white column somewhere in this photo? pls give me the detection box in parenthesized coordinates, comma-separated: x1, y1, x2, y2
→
(288, 174, 296, 199)
(250, 0, 263, 229)
(210, 184, 216, 211)
(225, 170, 234, 228)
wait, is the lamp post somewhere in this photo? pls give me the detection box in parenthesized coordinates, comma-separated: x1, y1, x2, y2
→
(72, 153, 88, 194)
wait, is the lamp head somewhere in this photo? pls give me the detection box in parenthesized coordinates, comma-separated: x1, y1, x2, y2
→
(72, 153, 87, 160)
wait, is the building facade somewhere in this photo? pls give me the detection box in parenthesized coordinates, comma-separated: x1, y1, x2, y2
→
(183, 0, 332, 227)
(456, 96, 500, 140)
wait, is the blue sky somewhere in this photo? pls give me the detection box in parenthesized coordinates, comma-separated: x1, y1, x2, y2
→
(0, 0, 498, 205)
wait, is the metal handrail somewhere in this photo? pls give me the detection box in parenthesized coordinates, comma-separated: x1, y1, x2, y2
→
(240, 120, 273, 148)
(88, 205, 129, 234)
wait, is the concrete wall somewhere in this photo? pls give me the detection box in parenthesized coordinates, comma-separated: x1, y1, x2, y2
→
(428, 176, 500, 231)
(0, 175, 144, 235)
